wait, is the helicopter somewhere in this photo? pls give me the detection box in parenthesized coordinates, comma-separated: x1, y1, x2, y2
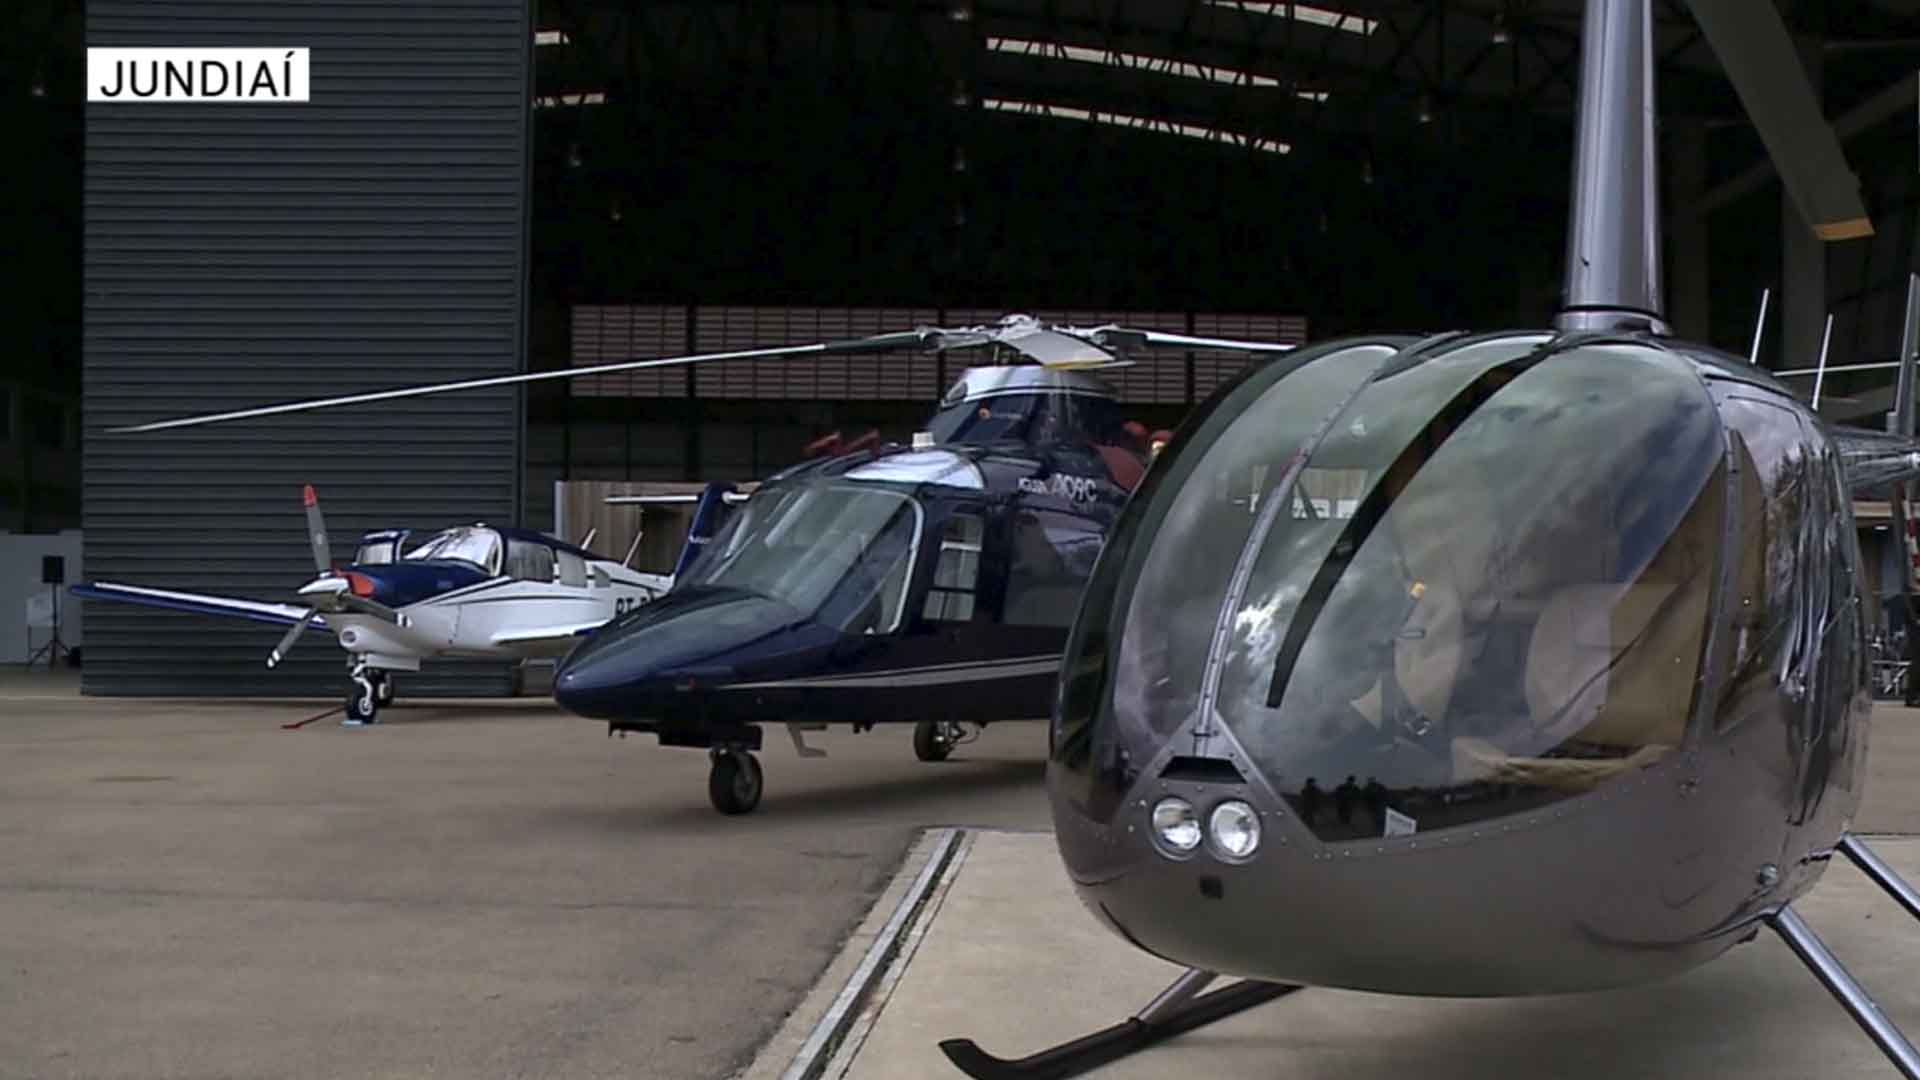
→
(930, 1, 1920, 1079)
(104, 314, 1300, 808)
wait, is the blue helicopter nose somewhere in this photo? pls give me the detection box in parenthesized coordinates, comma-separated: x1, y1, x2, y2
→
(553, 586, 821, 719)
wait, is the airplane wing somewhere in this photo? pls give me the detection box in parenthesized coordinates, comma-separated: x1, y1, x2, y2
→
(71, 582, 329, 629)
(490, 620, 610, 647)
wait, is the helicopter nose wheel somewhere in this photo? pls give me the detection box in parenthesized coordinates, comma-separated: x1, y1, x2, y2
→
(914, 719, 963, 763)
(708, 748, 764, 815)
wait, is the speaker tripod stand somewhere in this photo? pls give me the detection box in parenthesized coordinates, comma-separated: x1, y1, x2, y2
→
(25, 588, 70, 670)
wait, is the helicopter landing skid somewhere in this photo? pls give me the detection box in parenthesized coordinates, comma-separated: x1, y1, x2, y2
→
(937, 968, 1298, 1080)
(1770, 835, 1920, 1079)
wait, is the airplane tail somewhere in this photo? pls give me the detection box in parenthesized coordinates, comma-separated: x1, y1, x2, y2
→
(672, 483, 739, 580)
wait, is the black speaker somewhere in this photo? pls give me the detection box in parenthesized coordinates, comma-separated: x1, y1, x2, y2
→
(42, 555, 65, 585)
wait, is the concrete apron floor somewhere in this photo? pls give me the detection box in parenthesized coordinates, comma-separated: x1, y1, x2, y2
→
(795, 706, 1920, 1080)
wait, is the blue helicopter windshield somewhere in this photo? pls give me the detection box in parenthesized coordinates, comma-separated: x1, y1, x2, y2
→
(681, 484, 922, 632)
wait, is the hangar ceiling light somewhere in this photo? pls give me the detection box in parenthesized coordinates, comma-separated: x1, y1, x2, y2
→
(986, 35, 1327, 101)
(1206, 1, 1379, 36)
(535, 29, 570, 46)
(982, 96, 1291, 155)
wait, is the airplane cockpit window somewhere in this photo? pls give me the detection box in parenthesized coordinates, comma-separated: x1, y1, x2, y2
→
(556, 549, 588, 588)
(1006, 510, 1105, 627)
(403, 527, 503, 575)
(924, 512, 984, 622)
(355, 540, 396, 565)
(505, 538, 555, 583)
(681, 484, 922, 632)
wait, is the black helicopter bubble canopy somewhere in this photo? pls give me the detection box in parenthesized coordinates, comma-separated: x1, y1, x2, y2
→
(1053, 336, 1728, 842)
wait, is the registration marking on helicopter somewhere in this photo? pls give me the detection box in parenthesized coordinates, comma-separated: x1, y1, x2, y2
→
(1017, 474, 1100, 503)
(724, 654, 1062, 690)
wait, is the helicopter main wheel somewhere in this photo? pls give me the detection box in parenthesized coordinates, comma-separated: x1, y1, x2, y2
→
(708, 749, 764, 815)
(372, 671, 396, 707)
(914, 719, 960, 763)
(344, 670, 379, 726)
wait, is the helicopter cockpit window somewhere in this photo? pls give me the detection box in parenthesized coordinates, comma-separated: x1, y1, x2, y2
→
(681, 484, 922, 632)
(924, 513, 984, 622)
(1050, 340, 1403, 824)
(1006, 510, 1105, 627)
(1209, 345, 1725, 842)
(556, 549, 588, 588)
(403, 527, 503, 575)
(504, 539, 555, 583)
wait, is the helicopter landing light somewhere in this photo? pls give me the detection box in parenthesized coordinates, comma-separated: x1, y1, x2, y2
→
(1208, 801, 1261, 860)
(1150, 797, 1203, 855)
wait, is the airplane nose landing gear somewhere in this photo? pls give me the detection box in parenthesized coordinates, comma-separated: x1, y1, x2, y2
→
(709, 747, 764, 814)
(343, 662, 383, 726)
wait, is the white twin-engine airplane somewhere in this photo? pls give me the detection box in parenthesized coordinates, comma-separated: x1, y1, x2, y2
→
(72, 484, 737, 725)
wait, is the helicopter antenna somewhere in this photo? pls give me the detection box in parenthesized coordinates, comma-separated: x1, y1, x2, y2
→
(1554, 0, 1667, 335)
(1811, 313, 1835, 411)
(1892, 273, 1920, 439)
(623, 523, 645, 569)
(1748, 287, 1771, 364)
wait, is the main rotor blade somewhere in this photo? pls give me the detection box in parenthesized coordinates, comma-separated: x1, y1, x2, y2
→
(1686, 0, 1873, 241)
(267, 610, 317, 668)
(108, 334, 927, 434)
(303, 484, 330, 574)
(1076, 326, 1300, 354)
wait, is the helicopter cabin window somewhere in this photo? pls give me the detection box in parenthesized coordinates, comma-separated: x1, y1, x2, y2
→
(1005, 510, 1104, 627)
(924, 512, 984, 622)
(556, 549, 588, 588)
(505, 538, 556, 583)
(1712, 395, 1819, 731)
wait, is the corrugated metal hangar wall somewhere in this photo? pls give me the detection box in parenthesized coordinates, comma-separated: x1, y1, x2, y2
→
(82, 0, 532, 697)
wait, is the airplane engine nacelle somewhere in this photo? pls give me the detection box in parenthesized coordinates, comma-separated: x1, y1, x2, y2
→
(1047, 332, 1873, 997)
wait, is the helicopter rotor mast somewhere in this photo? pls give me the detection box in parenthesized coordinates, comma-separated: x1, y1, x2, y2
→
(1554, 0, 1667, 335)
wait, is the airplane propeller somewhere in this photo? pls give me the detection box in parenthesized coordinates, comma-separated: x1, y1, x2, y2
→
(259, 485, 408, 669)
(267, 611, 317, 669)
(303, 483, 331, 574)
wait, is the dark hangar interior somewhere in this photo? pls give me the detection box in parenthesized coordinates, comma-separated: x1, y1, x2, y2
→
(13, 0, 1920, 692)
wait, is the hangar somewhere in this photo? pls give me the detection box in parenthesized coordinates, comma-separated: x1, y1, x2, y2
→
(12, 0, 1920, 693)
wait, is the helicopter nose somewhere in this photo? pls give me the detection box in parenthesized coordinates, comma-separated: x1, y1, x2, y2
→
(552, 586, 812, 718)
(552, 651, 647, 718)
